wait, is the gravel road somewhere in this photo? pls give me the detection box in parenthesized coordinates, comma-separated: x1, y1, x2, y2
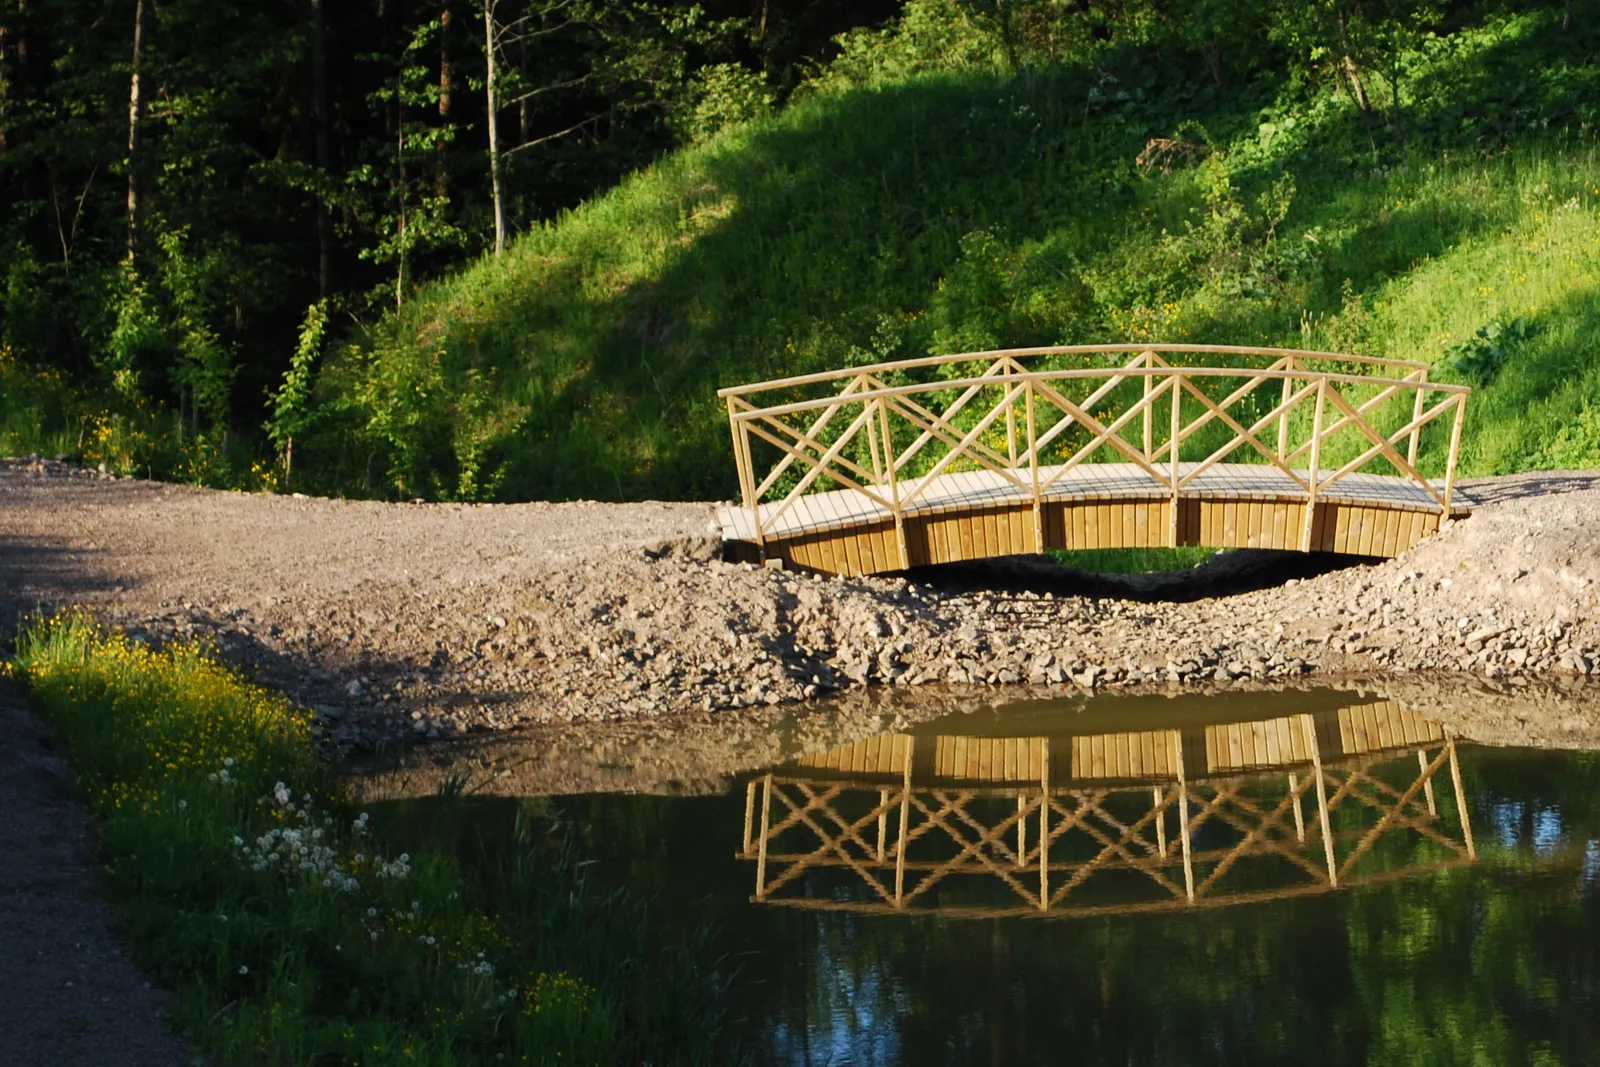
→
(3, 458, 1597, 754)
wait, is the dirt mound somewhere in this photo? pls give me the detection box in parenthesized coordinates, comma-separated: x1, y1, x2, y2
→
(2, 458, 1596, 752)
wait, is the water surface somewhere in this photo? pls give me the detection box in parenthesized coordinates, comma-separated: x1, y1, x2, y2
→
(379, 691, 1600, 1065)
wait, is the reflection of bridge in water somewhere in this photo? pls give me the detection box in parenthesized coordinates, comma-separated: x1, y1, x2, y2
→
(739, 700, 1476, 918)
(718, 346, 1472, 576)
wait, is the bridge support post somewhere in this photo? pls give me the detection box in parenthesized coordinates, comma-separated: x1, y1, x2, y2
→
(1301, 714, 1339, 888)
(1446, 735, 1476, 860)
(754, 773, 773, 900)
(1038, 739, 1051, 910)
(895, 736, 914, 907)
(1174, 729, 1195, 903)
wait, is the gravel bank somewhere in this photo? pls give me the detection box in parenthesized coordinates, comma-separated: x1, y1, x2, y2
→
(3, 459, 1597, 752)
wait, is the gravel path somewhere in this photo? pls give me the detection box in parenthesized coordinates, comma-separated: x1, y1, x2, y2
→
(2, 459, 1597, 753)
(0, 681, 192, 1066)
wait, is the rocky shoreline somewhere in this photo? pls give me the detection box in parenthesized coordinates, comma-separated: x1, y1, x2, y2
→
(3, 458, 1598, 754)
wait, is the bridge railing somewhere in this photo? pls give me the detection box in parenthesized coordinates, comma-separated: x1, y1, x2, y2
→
(718, 344, 1470, 553)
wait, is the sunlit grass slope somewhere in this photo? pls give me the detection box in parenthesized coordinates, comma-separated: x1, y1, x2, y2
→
(321, 9, 1600, 502)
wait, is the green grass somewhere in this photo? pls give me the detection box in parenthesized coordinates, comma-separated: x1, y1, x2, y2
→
(8, 613, 728, 1066)
(302, 7, 1600, 503)
(1050, 547, 1217, 574)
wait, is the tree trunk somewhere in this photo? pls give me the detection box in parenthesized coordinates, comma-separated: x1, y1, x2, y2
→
(1341, 55, 1371, 111)
(396, 91, 406, 309)
(310, 0, 330, 297)
(1335, 11, 1370, 113)
(437, 1, 451, 197)
(1192, 0, 1226, 86)
(484, 0, 504, 257)
(126, 0, 147, 263)
(517, 34, 529, 145)
(0, 5, 11, 156)
(1563, 0, 1573, 31)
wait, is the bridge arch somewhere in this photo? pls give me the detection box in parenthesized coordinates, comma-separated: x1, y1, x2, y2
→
(716, 345, 1470, 576)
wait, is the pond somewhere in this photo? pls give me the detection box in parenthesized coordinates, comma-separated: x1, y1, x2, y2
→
(368, 689, 1600, 1066)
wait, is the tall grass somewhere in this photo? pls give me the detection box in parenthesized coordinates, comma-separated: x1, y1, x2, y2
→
(8, 613, 728, 1066)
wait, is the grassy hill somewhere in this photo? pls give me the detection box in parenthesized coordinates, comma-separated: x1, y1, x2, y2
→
(313, 6, 1600, 503)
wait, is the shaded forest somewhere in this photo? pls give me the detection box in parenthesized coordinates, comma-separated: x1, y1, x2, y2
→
(0, 0, 894, 472)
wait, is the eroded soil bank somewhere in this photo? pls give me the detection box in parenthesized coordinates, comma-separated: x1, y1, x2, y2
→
(3, 459, 1598, 753)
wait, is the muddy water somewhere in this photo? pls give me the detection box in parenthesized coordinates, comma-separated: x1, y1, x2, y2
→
(363, 689, 1600, 1065)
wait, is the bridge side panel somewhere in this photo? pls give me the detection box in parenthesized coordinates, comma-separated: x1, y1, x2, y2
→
(723, 497, 1445, 575)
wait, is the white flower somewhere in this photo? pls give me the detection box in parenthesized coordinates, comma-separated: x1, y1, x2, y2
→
(273, 782, 290, 807)
(223, 757, 235, 768)
(238, 964, 249, 975)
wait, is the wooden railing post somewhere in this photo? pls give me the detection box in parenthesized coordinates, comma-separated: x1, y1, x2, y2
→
(1408, 368, 1428, 468)
(1026, 380, 1043, 553)
(1442, 392, 1466, 517)
(864, 378, 886, 489)
(1005, 362, 1020, 470)
(877, 396, 911, 569)
(1300, 378, 1327, 552)
(1142, 350, 1154, 460)
(728, 396, 764, 548)
(1277, 355, 1294, 458)
(1169, 370, 1182, 548)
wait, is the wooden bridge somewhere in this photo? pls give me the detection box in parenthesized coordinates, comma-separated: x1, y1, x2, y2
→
(717, 345, 1471, 575)
(738, 699, 1476, 918)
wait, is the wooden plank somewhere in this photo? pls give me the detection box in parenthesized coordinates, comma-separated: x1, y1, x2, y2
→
(1380, 508, 1402, 558)
(841, 530, 864, 576)
(1083, 504, 1099, 550)
(1262, 719, 1281, 765)
(957, 513, 976, 563)
(1122, 502, 1137, 548)
(1400, 509, 1422, 553)
(1071, 503, 1088, 550)
(1357, 507, 1377, 556)
(814, 533, 839, 575)
(939, 516, 958, 564)
(857, 526, 880, 574)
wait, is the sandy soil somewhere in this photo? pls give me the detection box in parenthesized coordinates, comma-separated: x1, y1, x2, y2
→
(2, 459, 1598, 755)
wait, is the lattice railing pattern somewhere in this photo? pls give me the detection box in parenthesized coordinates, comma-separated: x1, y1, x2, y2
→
(738, 719, 1476, 919)
(720, 344, 1470, 555)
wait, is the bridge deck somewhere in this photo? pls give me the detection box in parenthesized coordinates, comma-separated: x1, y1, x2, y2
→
(718, 461, 1468, 574)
